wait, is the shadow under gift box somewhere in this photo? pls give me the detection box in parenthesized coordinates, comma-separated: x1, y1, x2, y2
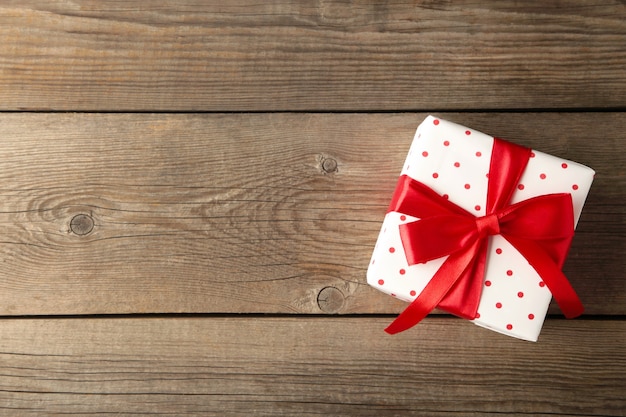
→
(367, 116, 594, 342)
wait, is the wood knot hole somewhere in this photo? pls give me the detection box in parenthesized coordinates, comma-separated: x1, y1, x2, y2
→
(321, 157, 338, 174)
(317, 286, 345, 313)
(70, 214, 94, 236)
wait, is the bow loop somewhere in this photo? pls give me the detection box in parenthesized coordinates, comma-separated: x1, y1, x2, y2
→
(499, 193, 575, 267)
(399, 215, 477, 265)
(389, 175, 471, 219)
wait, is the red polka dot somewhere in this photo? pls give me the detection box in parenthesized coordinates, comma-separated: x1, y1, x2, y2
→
(475, 151, 482, 157)
(530, 151, 535, 158)
(474, 205, 481, 211)
(410, 290, 417, 296)
(572, 184, 579, 190)
(485, 280, 491, 287)
(495, 248, 502, 254)
(422, 151, 428, 157)
(442, 194, 449, 199)
(378, 279, 384, 285)
(443, 140, 450, 146)
(485, 173, 489, 178)
(433, 119, 440, 125)
(539, 281, 546, 288)
(517, 184, 525, 190)
(389, 247, 395, 253)
(454, 162, 460, 167)
(506, 270, 513, 276)
(506, 324, 513, 330)
(540, 173, 546, 180)
(464, 183, 471, 189)
(432, 172, 439, 178)
(562, 163, 568, 169)
(400, 215, 406, 221)
(399, 269, 406, 275)
(391, 293, 396, 297)
(465, 130, 471, 135)
(475, 312, 481, 319)
(528, 314, 535, 320)
(496, 302, 502, 309)
(517, 292, 524, 298)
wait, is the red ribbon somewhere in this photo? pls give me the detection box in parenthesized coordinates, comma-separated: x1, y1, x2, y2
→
(384, 138, 583, 334)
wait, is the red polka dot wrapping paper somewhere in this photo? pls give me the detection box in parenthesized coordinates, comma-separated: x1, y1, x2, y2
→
(367, 115, 595, 342)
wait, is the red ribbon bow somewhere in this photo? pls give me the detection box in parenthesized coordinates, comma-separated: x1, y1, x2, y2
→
(385, 138, 583, 334)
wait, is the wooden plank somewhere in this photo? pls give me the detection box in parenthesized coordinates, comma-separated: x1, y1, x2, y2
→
(0, 1, 624, 111)
(0, 317, 623, 416)
(0, 112, 622, 316)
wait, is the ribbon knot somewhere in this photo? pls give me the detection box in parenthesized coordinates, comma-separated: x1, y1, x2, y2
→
(475, 213, 500, 238)
(383, 138, 584, 335)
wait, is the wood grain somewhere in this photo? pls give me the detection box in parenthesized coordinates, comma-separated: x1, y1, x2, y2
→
(0, 112, 622, 316)
(0, 1, 624, 111)
(0, 317, 623, 416)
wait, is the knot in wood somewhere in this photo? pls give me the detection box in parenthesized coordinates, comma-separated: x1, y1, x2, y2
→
(321, 157, 338, 174)
(317, 286, 344, 313)
(70, 214, 94, 236)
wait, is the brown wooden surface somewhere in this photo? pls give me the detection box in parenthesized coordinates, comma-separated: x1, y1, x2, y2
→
(0, 112, 622, 316)
(0, 1, 624, 111)
(0, 1, 624, 416)
(0, 317, 624, 416)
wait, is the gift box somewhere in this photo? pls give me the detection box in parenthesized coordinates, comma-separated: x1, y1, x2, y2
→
(367, 116, 594, 341)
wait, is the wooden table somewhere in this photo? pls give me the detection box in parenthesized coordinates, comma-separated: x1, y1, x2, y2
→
(0, 2, 624, 416)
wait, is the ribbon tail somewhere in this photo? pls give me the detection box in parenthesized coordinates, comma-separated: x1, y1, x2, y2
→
(438, 238, 488, 320)
(505, 235, 584, 318)
(385, 241, 480, 334)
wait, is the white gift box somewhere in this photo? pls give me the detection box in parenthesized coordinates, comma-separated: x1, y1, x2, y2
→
(367, 116, 594, 341)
